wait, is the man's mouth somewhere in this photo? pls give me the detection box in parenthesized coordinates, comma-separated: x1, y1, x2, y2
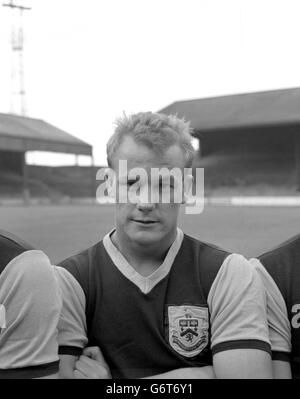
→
(133, 219, 157, 224)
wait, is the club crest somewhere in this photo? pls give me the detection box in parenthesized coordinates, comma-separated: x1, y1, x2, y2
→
(167, 305, 209, 357)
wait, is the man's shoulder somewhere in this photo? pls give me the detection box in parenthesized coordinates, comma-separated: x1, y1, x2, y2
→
(182, 234, 255, 286)
(58, 240, 104, 275)
(182, 234, 232, 297)
(56, 240, 106, 297)
(183, 233, 231, 263)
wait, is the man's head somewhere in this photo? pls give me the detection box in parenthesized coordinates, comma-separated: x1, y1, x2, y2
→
(106, 112, 195, 248)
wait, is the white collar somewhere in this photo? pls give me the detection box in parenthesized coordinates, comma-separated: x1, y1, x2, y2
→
(103, 228, 184, 294)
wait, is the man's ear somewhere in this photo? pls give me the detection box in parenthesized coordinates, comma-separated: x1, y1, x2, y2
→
(183, 173, 193, 204)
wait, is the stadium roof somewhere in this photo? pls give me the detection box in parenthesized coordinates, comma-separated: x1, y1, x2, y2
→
(0, 113, 92, 155)
(159, 87, 300, 132)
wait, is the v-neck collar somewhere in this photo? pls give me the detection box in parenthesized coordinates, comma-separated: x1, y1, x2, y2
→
(103, 228, 184, 294)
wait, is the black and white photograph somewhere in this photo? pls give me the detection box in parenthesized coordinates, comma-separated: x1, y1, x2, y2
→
(0, 0, 299, 384)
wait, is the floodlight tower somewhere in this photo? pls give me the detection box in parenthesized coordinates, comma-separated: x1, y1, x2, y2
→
(2, 0, 31, 116)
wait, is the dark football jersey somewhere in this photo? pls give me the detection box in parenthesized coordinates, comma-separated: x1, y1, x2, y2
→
(56, 229, 271, 379)
(252, 234, 300, 379)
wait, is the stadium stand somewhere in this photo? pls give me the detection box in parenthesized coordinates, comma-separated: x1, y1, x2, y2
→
(160, 87, 300, 192)
(0, 113, 93, 200)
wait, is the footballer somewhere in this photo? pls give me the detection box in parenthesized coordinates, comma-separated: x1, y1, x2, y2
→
(56, 112, 273, 379)
(251, 234, 300, 379)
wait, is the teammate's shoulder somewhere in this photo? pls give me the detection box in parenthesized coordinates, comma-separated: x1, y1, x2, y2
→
(0, 229, 34, 251)
(0, 230, 35, 275)
(259, 233, 300, 270)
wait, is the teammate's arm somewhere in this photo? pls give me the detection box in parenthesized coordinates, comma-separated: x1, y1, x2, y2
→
(213, 349, 272, 378)
(53, 266, 89, 379)
(58, 355, 78, 379)
(77, 347, 215, 379)
(250, 258, 292, 379)
(72, 347, 111, 379)
(272, 360, 292, 379)
(0, 250, 62, 379)
(208, 254, 273, 378)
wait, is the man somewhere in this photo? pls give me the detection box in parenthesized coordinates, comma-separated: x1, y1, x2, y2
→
(250, 234, 300, 379)
(0, 230, 61, 379)
(57, 112, 273, 379)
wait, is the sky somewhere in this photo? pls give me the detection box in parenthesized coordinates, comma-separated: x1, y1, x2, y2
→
(0, 0, 300, 166)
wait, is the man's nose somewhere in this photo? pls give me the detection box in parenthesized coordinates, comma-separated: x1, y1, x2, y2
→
(136, 200, 156, 212)
(135, 185, 156, 211)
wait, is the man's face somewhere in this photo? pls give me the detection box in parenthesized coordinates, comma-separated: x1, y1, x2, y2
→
(111, 136, 186, 247)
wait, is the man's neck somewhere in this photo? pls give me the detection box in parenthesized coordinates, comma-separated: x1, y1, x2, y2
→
(111, 229, 177, 277)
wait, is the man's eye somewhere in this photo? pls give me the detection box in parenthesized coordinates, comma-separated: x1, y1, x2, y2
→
(127, 180, 138, 186)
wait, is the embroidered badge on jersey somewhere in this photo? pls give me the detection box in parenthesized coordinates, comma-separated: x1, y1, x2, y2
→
(167, 305, 209, 357)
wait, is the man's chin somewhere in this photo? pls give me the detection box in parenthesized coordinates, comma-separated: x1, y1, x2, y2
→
(127, 229, 163, 246)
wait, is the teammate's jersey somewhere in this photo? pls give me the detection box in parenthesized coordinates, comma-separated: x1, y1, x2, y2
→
(0, 230, 61, 378)
(251, 234, 300, 379)
(56, 228, 271, 379)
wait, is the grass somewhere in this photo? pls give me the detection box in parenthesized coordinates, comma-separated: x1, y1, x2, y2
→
(0, 204, 300, 263)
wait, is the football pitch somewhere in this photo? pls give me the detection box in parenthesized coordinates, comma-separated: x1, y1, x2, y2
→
(0, 204, 300, 263)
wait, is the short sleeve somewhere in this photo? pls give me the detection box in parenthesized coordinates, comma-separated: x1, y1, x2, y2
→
(0, 250, 61, 378)
(54, 266, 88, 356)
(250, 258, 291, 361)
(207, 253, 271, 356)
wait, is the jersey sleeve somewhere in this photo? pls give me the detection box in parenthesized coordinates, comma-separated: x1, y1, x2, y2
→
(250, 258, 291, 361)
(207, 253, 271, 356)
(54, 266, 88, 356)
(0, 250, 61, 378)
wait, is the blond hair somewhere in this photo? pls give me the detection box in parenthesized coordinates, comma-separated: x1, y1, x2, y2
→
(107, 112, 195, 167)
